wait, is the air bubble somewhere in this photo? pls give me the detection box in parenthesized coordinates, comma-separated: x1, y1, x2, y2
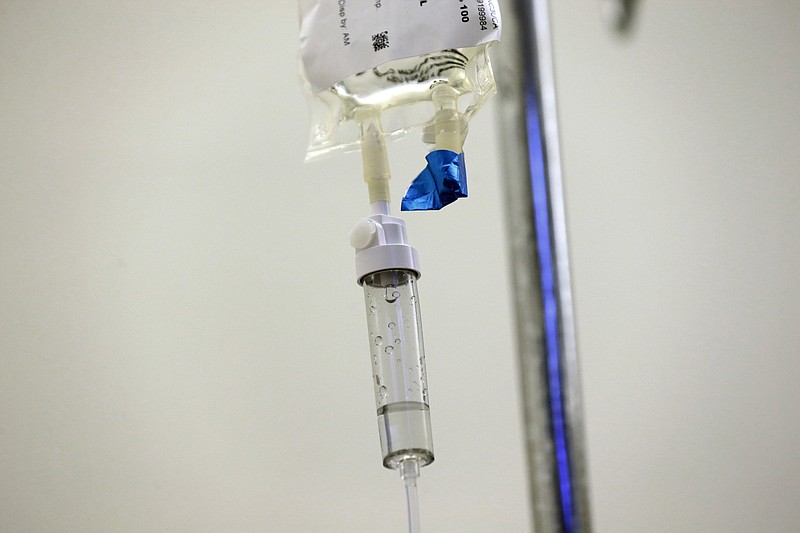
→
(369, 305, 376, 314)
(394, 338, 401, 345)
(374, 336, 383, 346)
(384, 346, 394, 355)
(388, 322, 396, 329)
(384, 286, 400, 303)
(378, 386, 387, 402)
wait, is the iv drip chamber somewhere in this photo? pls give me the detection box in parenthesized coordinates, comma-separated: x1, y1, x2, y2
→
(351, 215, 433, 470)
(363, 268, 433, 469)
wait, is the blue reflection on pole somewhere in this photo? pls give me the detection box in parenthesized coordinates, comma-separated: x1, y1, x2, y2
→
(524, 83, 577, 533)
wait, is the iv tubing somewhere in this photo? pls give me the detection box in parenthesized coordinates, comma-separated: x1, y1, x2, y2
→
(400, 459, 421, 533)
(371, 200, 391, 216)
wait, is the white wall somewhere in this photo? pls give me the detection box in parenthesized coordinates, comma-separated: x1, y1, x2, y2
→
(551, 2, 800, 532)
(1, 1, 798, 532)
(0, 2, 528, 532)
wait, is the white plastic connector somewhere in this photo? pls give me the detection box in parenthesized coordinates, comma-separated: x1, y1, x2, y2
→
(357, 110, 392, 205)
(431, 84, 467, 153)
(351, 214, 420, 284)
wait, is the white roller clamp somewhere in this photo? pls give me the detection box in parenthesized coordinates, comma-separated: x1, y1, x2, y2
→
(350, 214, 420, 284)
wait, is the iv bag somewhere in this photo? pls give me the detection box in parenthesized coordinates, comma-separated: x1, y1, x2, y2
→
(298, 0, 502, 160)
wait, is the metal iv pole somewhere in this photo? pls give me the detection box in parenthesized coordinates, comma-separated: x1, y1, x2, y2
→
(494, 1, 592, 531)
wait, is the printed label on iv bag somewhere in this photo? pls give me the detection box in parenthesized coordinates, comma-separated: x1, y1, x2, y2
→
(298, 0, 502, 93)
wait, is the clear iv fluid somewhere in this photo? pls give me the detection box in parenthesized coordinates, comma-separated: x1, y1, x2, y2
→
(305, 45, 496, 158)
(363, 269, 433, 469)
(377, 403, 433, 469)
(365, 271, 428, 408)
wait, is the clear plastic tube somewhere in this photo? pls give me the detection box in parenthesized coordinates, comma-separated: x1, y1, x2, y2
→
(400, 459, 421, 533)
(362, 269, 433, 469)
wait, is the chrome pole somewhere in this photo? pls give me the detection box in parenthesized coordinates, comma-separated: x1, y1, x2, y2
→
(494, 1, 591, 531)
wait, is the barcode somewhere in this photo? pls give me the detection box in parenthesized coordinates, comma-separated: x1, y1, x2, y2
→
(372, 31, 389, 52)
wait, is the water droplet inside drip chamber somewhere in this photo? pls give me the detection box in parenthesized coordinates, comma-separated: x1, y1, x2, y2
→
(385, 286, 400, 303)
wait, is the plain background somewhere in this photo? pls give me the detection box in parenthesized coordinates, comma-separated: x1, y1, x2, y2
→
(1, 1, 798, 532)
